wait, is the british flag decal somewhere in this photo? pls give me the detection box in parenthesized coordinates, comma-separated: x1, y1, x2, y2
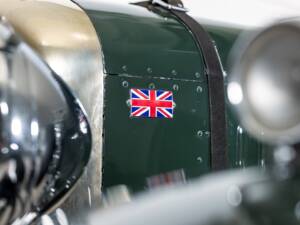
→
(130, 89, 174, 119)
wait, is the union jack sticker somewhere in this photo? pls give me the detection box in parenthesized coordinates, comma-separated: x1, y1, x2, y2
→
(130, 88, 175, 119)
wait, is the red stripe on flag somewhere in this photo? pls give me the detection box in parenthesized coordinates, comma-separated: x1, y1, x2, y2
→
(149, 90, 156, 117)
(131, 99, 173, 108)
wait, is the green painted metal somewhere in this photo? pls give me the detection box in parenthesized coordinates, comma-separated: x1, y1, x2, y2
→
(75, 1, 269, 192)
(74, 1, 205, 81)
(103, 75, 210, 192)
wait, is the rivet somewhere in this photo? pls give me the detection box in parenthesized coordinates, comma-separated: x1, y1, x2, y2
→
(197, 130, 203, 137)
(122, 65, 127, 72)
(197, 156, 203, 163)
(173, 84, 179, 91)
(147, 67, 153, 74)
(196, 86, 203, 93)
(148, 83, 155, 89)
(171, 70, 177, 76)
(195, 72, 201, 78)
(122, 81, 129, 88)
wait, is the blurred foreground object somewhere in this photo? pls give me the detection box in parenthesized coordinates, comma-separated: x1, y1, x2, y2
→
(229, 20, 300, 145)
(0, 19, 91, 225)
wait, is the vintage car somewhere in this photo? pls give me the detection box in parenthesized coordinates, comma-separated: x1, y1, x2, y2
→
(83, 15, 300, 225)
(0, 0, 299, 225)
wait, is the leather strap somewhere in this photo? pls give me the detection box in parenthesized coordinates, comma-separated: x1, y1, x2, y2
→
(135, 1, 228, 170)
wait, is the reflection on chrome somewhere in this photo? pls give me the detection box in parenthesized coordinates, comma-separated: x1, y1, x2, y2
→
(0, 19, 92, 225)
(227, 82, 243, 105)
(11, 117, 22, 137)
(10, 143, 19, 151)
(31, 120, 39, 137)
(0, 101, 9, 115)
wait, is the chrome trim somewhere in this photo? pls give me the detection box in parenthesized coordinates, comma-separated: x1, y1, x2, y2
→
(0, 18, 92, 225)
(152, 0, 188, 12)
(0, 0, 104, 218)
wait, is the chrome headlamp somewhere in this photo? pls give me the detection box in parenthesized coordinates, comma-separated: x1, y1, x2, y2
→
(228, 20, 300, 145)
(0, 19, 91, 224)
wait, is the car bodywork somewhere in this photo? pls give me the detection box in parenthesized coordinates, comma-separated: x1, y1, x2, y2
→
(0, 0, 270, 223)
(73, 0, 267, 192)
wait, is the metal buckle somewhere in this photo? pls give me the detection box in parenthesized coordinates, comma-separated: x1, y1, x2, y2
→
(151, 0, 189, 12)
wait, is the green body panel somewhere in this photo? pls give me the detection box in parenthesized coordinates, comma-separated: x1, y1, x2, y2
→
(75, 1, 267, 192)
(75, 2, 205, 81)
(103, 75, 210, 191)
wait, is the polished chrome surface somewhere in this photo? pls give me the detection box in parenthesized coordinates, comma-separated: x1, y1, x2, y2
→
(0, 0, 104, 218)
(0, 19, 92, 225)
(229, 21, 300, 145)
(152, 0, 189, 12)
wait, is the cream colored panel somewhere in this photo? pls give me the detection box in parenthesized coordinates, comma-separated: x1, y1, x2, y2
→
(0, 0, 104, 217)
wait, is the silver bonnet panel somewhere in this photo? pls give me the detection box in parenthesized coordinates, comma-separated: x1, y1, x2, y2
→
(0, 0, 104, 219)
